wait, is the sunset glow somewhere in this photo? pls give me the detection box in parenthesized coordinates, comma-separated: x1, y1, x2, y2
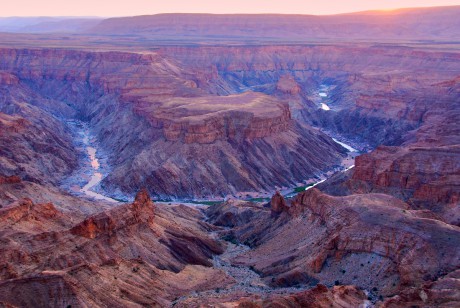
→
(1, 0, 459, 17)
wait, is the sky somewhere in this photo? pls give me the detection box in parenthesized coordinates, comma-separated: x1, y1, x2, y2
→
(1, 0, 460, 17)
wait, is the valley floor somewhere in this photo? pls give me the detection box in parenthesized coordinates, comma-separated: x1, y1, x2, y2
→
(61, 118, 362, 205)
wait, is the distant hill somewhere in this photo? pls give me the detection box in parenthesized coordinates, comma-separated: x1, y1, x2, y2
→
(87, 6, 460, 41)
(1, 6, 459, 41)
(0, 17, 102, 33)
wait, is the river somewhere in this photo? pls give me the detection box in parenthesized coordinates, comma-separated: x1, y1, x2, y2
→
(62, 121, 118, 203)
(62, 119, 361, 205)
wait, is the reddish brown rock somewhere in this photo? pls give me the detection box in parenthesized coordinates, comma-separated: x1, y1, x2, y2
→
(0, 192, 226, 306)
(380, 270, 460, 307)
(318, 114, 459, 228)
(214, 189, 460, 297)
(0, 72, 18, 85)
(276, 75, 302, 95)
(0, 106, 77, 186)
(270, 191, 288, 214)
(180, 284, 368, 307)
(261, 284, 367, 308)
(0, 199, 62, 228)
(0, 175, 21, 185)
(132, 187, 155, 209)
(0, 47, 346, 199)
(70, 213, 116, 239)
(71, 189, 155, 239)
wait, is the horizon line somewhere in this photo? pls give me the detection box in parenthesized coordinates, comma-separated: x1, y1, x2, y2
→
(0, 4, 458, 19)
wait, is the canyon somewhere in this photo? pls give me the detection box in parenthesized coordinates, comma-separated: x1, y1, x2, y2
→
(0, 6, 459, 307)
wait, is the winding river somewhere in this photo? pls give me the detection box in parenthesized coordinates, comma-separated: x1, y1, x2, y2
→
(63, 117, 360, 205)
(63, 121, 118, 203)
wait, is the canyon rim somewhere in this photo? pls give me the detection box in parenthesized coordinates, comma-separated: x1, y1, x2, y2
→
(0, 3, 459, 307)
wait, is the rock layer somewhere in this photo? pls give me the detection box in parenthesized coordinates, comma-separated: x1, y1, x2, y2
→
(0, 47, 346, 199)
(0, 190, 227, 306)
(207, 188, 460, 300)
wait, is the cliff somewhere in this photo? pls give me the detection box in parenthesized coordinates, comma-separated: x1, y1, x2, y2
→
(0, 191, 227, 306)
(0, 47, 346, 198)
(207, 188, 460, 301)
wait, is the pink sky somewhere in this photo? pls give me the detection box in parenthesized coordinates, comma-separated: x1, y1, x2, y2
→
(1, 0, 460, 17)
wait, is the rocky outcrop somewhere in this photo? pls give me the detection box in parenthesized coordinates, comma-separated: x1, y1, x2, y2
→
(137, 92, 292, 144)
(208, 188, 460, 299)
(380, 270, 460, 308)
(132, 187, 155, 208)
(71, 188, 155, 239)
(352, 145, 460, 205)
(0, 191, 226, 306)
(270, 191, 288, 214)
(70, 213, 117, 239)
(0, 175, 21, 185)
(0, 78, 78, 185)
(243, 284, 368, 308)
(341, 101, 460, 225)
(0, 72, 18, 85)
(276, 74, 302, 95)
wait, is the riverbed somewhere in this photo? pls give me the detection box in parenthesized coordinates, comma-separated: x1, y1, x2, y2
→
(61, 120, 118, 203)
(61, 119, 362, 206)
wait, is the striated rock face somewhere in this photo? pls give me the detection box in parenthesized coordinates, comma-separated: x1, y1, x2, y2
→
(0, 198, 53, 223)
(0, 47, 346, 199)
(157, 44, 460, 147)
(340, 97, 460, 225)
(0, 110, 77, 185)
(270, 191, 288, 214)
(379, 269, 460, 308)
(208, 188, 460, 300)
(0, 175, 21, 185)
(0, 72, 18, 85)
(137, 92, 292, 144)
(253, 284, 367, 308)
(352, 146, 460, 204)
(0, 190, 227, 306)
(0, 11, 457, 306)
(2, 43, 458, 199)
(0, 77, 78, 185)
(71, 189, 155, 239)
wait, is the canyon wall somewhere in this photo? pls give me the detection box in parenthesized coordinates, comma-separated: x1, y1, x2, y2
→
(0, 48, 346, 198)
(1, 45, 458, 200)
(158, 45, 460, 146)
(207, 188, 460, 303)
(0, 74, 77, 184)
